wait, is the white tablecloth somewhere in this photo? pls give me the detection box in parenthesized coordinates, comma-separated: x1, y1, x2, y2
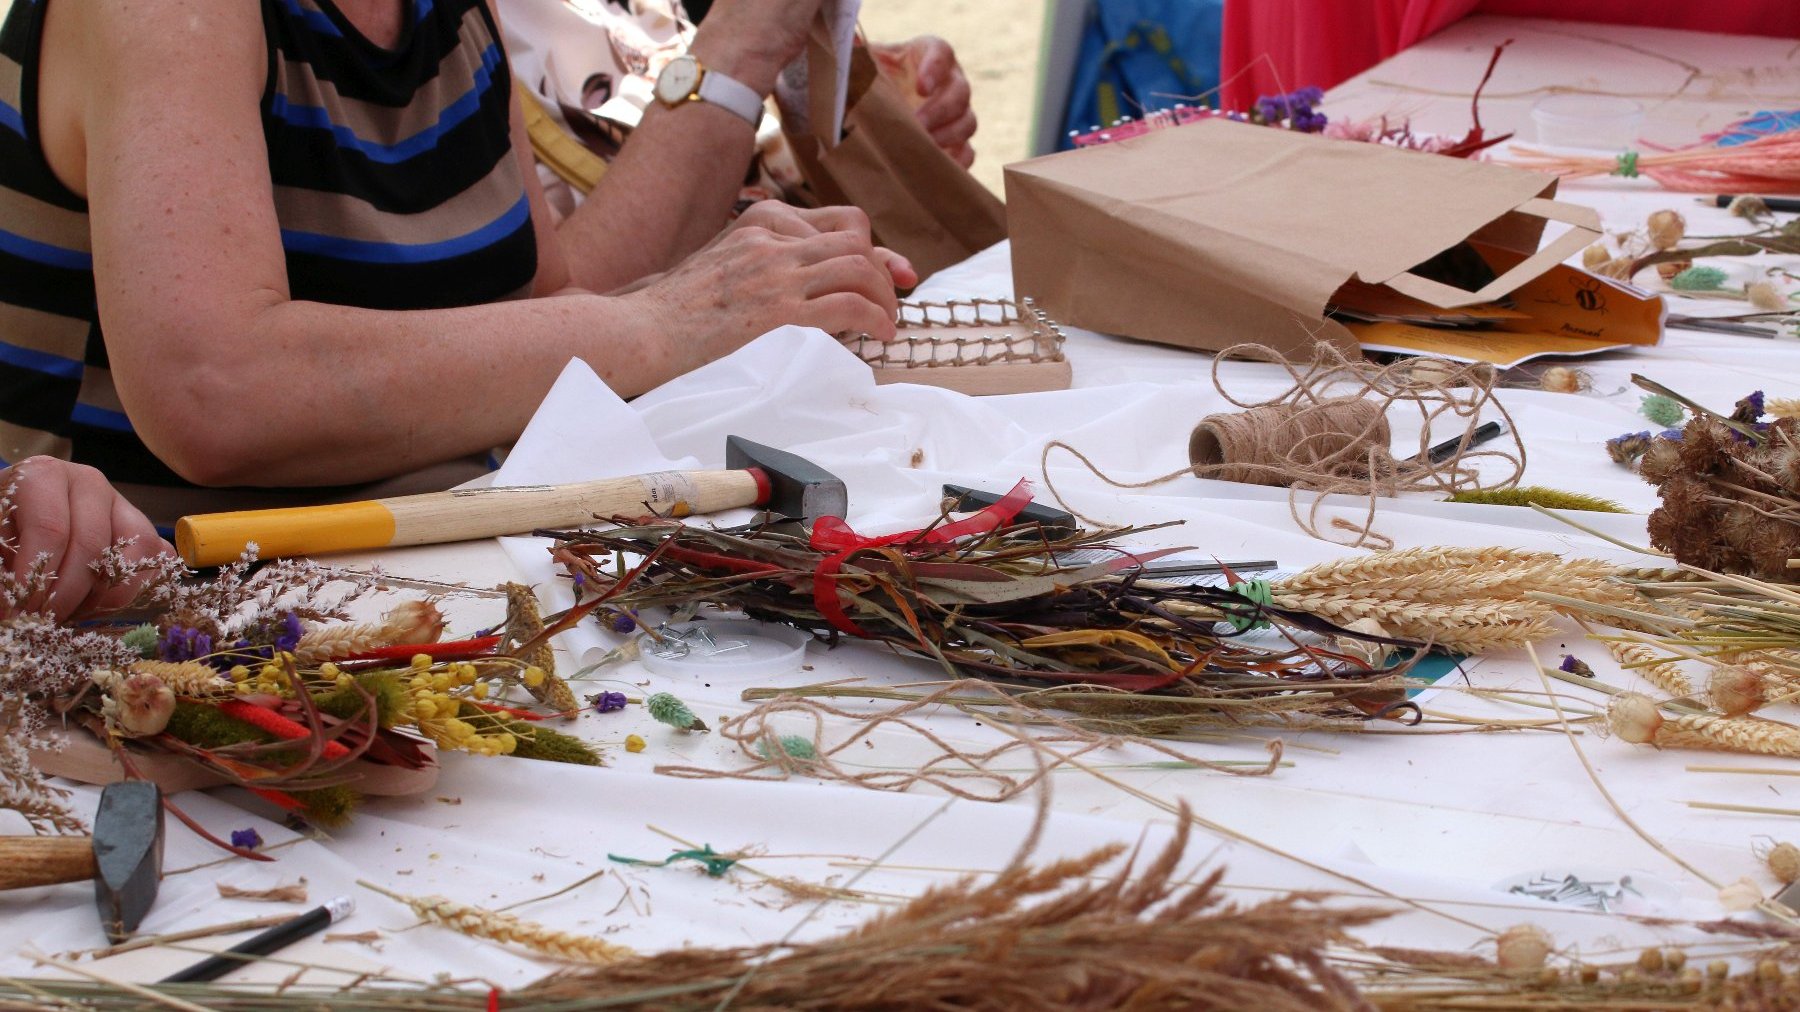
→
(5, 15, 1800, 992)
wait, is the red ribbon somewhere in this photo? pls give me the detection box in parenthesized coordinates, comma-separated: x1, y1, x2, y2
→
(809, 479, 1036, 638)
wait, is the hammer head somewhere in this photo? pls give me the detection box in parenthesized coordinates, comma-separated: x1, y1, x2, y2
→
(725, 436, 847, 524)
(92, 781, 163, 942)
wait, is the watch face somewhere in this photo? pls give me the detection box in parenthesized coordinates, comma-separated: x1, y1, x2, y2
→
(657, 58, 700, 104)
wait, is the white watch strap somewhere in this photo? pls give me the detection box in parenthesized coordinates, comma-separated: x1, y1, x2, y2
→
(695, 67, 764, 128)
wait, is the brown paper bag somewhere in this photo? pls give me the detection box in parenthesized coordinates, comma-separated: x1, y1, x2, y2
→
(1005, 118, 1647, 361)
(785, 42, 1008, 282)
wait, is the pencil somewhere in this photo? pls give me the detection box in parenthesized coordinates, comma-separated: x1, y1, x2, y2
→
(159, 897, 353, 983)
(1711, 195, 1800, 213)
(1420, 421, 1504, 464)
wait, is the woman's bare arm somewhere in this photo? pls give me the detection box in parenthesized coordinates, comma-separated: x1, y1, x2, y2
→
(39, 0, 894, 488)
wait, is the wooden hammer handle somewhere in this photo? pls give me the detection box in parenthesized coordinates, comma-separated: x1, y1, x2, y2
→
(0, 837, 97, 890)
(176, 469, 765, 567)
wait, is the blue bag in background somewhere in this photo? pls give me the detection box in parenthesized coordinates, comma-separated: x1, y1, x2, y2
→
(1059, 0, 1225, 149)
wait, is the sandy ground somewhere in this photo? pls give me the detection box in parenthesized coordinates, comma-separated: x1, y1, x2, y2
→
(860, 0, 1047, 194)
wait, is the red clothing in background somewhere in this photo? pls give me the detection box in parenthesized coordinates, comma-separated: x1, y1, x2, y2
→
(1221, 1, 1800, 111)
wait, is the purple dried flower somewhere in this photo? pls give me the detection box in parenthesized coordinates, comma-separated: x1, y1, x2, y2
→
(1742, 390, 1767, 421)
(1559, 655, 1594, 677)
(230, 827, 263, 850)
(1658, 428, 1684, 441)
(609, 610, 638, 634)
(275, 613, 303, 654)
(1606, 431, 1654, 464)
(594, 691, 628, 714)
(158, 626, 214, 663)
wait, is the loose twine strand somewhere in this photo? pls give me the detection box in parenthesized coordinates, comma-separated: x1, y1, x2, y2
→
(655, 681, 1282, 802)
(1041, 342, 1526, 549)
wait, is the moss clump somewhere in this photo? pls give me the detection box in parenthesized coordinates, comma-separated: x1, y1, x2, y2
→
(312, 671, 410, 728)
(290, 785, 362, 828)
(1447, 487, 1628, 513)
(165, 700, 275, 748)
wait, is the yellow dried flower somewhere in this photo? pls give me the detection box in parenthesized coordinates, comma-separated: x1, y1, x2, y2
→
(625, 734, 647, 753)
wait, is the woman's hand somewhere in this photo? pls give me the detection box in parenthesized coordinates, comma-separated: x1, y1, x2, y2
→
(871, 36, 977, 168)
(635, 203, 903, 367)
(718, 202, 918, 289)
(690, 0, 829, 96)
(1, 457, 174, 621)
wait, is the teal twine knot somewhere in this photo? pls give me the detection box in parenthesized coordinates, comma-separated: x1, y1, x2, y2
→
(1613, 150, 1640, 178)
(1226, 579, 1273, 633)
(608, 844, 738, 878)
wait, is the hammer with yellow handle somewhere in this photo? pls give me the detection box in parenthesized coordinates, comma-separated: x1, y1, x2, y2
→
(175, 436, 848, 567)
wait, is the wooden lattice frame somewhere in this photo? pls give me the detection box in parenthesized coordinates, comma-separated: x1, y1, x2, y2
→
(839, 297, 1073, 396)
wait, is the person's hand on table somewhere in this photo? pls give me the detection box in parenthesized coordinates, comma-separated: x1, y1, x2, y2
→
(871, 36, 977, 168)
(1, 457, 174, 621)
(634, 200, 904, 360)
(716, 202, 918, 291)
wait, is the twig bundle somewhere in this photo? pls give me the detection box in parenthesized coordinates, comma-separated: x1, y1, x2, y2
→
(546, 519, 1423, 727)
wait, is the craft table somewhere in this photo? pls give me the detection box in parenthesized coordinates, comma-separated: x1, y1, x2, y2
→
(5, 15, 1800, 994)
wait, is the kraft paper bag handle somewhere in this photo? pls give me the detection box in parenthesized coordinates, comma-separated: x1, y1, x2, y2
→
(1381, 198, 1601, 308)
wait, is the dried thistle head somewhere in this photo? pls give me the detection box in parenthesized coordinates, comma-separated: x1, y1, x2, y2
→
(1645, 209, 1686, 251)
(1749, 524, 1800, 583)
(1495, 924, 1553, 972)
(1719, 503, 1764, 554)
(1728, 195, 1771, 220)
(1639, 436, 1683, 484)
(381, 601, 446, 646)
(1678, 418, 1735, 475)
(1539, 366, 1589, 394)
(1760, 840, 1800, 885)
(1708, 665, 1768, 717)
(1747, 280, 1789, 313)
(1607, 692, 1665, 744)
(99, 669, 176, 737)
(1770, 444, 1800, 495)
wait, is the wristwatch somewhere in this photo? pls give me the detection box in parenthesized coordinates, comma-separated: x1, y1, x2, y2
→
(653, 54, 764, 128)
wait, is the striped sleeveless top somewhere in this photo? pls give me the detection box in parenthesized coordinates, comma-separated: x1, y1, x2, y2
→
(0, 0, 535, 505)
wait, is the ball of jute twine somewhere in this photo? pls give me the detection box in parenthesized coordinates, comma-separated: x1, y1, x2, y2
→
(1042, 342, 1525, 549)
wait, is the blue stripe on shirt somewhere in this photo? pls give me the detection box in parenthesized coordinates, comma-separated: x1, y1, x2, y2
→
(415, 0, 435, 21)
(268, 44, 501, 165)
(281, 193, 529, 264)
(0, 100, 23, 139)
(0, 228, 93, 271)
(70, 402, 134, 433)
(0, 340, 83, 379)
(274, 0, 344, 37)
